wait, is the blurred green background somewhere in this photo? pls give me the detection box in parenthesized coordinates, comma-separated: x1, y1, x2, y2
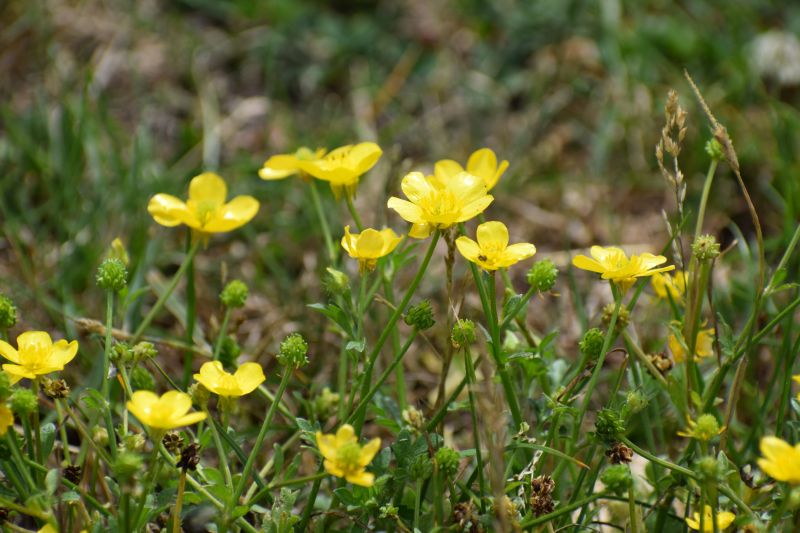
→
(1, 0, 799, 379)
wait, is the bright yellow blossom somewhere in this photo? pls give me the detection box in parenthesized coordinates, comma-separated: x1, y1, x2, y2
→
(148, 172, 259, 234)
(0, 403, 13, 436)
(651, 271, 688, 303)
(434, 148, 509, 191)
(259, 147, 327, 180)
(388, 171, 493, 239)
(669, 325, 714, 363)
(572, 246, 675, 292)
(193, 361, 265, 398)
(127, 390, 206, 431)
(677, 414, 725, 441)
(0, 331, 78, 384)
(299, 142, 382, 198)
(316, 424, 381, 487)
(341, 226, 403, 273)
(37, 525, 58, 533)
(758, 436, 800, 484)
(456, 221, 536, 271)
(685, 505, 735, 532)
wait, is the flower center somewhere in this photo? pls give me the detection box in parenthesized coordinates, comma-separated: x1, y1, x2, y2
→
(335, 442, 363, 473)
(194, 200, 220, 226)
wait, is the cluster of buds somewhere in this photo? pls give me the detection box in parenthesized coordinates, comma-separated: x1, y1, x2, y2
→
(435, 447, 461, 477)
(595, 408, 626, 443)
(530, 475, 555, 517)
(220, 279, 248, 309)
(401, 406, 426, 433)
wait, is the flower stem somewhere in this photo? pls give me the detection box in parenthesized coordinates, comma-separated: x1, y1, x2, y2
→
(172, 470, 186, 533)
(207, 410, 233, 489)
(183, 231, 197, 388)
(345, 194, 364, 231)
(102, 289, 114, 399)
(233, 367, 293, 506)
(212, 307, 232, 361)
(308, 179, 337, 263)
(463, 345, 487, 504)
(131, 240, 201, 344)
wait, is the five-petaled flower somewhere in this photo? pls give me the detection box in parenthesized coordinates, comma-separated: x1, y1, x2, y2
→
(456, 221, 536, 271)
(0, 331, 78, 384)
(316, 424, 381, 487)
(259, 147, 327, 180)
(434, 148, 509, 191)
(388, 171, 493, 239)
(758, 436, 800, 484)
(341, 226, 403, 273)
(651, 271, 688, 303)
(572, 246, 675, 292)
(677, 413, 725, 442)
(148, 172, 260, 234)
(297, 143, 382, 199)
(684, 505, 735, 532)
(193, 361, 265, 398)
(127, 390, 206, 431)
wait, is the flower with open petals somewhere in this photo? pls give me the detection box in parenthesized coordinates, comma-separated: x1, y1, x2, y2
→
(456, 221, 536, 271)
(0, 404, 13, 436)
(0, 331, 78, 384)
(758, 436, 800, 484)
(259, 147, 327, 180)
(651, 271, 688, 303)
(572, 246, 675, 292)
(341, 226, 403, 273)
(677, 414, 725, 441)
(434, 148, 509, 191)
(148, 172, 259, 234)
(388, 171, 493, 239)
(685, 505, 735, 532)
(193, 361, 265, 398)
(669, 325, 714, 363)
(316, 424, 381, 487)
(127, 390, 206, 431)
(299, 142, 382, 198)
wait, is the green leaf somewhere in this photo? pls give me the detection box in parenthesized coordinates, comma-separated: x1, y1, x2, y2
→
(40, 423, 56, 459)
(45, 469, 60, 495)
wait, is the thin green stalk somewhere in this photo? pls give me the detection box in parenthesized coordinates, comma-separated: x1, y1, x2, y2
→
(183, 232, 197, 388)
(297, 464, 325, 531)
(520, 493, 603, 527)
(212, 308, 232, 361)
(382, 276, 407, 410)
(413, 479, 423, 530)
(463, 345, 487, 506)
(206, 410, 233, 489)
(3, 433, 34, 491)
(628, 486, 639, 533)
(232, 367, 293, 505)
(102, 289, 114, 398)
(345, 194, 364, 231)
(133, 438, 164, 528)
(172, 471, 186, 533)
(131, 240, 201, 343)
(693, 159, 718, 241)
(620, 437, 695, 478)
(308, 179, 337, 263)
(353, 230, 441, 433)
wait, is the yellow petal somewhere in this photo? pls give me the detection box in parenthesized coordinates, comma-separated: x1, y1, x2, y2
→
(572, 254, 605, 273)
(173, 411, 207, 427)
(378, 228, 402, 254)
(456, 195, 494, 223)
(335, 424, 357, 446)
(717, 511, 735, 530)
(2, 364, 34, 384)
(0, 404, 13, 436)
(409, 223, 432, 239)
(194, 361, 227, 391)
(387, 197, 424, 224)
(448, 171, 487, 205)
(400, 172, 434, 204)
(323, 458, 345, 478)
(346, 470, 375, 487)
(476, 221, 509, 250)
(349, 142, 383, 173)
(316, 432, 338, 461)
(49, 339, 78, 368)
(202, 196, 260, 233)
(341, 226, 358, 257)
(455, 236, 481, 263)
(0, 340, 19, 364)
(433, 160, 464, 183)
(354, 229, 386, 259)
(17, 331, 53, 353)
(127, 390, 160, 425)
(160, 390, 193, 417)
(233, 362, 266, 395)
(148, 194, 197, 228)
(359, 437, 381, 466)
(189, 172, 227, 206)
(259, 154, 302, 180)
(501, 243, 537, 264)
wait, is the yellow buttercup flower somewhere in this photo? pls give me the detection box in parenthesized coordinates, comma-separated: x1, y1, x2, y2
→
(677, 413, 725, 441)
(298, 142, 382, 198)
(0, 331, 78, 384)
(316, 424, 381, 487)
(341, 226, 403, 273)
(572, 246, 675, 292)
(193, 361, 265, 398)
(388, 171, 493, 239)
(685, 505, 735, 532)
(259, 147, 327, 180)
(127, 390, 206, 431)
(758, 436, 800, 484)
(148, 172, 260, 234)
(434, 148, 509, 191)
(669, 325, 714, 363)
(651, 271, 688, 303)
(456, 221, 536, 271)
(0, 403, 13, 436)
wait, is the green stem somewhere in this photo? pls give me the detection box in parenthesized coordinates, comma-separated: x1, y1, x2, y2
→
(628, 486, 639, 533)
(463, 346, 487, 505)
(297, 464, 325, 530)
(183, 232, 197, 388)
(233, 367, 293, 505)
(172, 471, 186, 533)
(207, 410, 233, 489)
(620, 437, 694, 478)
(413, 479, 423, 530)
(133, 437, 164, 528)
(345, 194, 364, 231)
(693, 159, 718, 241)
(102, 290, 114, 398)
(308, 179, 337, 263)
(520, 493, 603, 527)
(354, 230, 440, 433)
(132, 240, 201, 343)
(212, 308, 232, 361)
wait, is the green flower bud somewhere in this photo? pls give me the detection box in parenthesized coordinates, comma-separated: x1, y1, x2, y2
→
(218, 335, 241, 369)
(379, 504, 399, 520)
(451, 319, 476, 349)
(95, 258, 128, 292)
(10, 388, 38, 415)
(435, 447, 461, 477)
(595, 408, 626, 443)
(0, 294, 17, 329)
(109, 238, 130, 266)
(323, 267, 350, 297)
(132, 342, 157, 362)
(409, 454, 433, 481)
(113, 451, 143, 481)
(404, 300, 435, 331)
(705, 138, 723, 161)
(692, 235, 720, 261)
(526, 259, 558, 293)
(0, 372, 12, 401)
(123, 434, 146, 453)
(92, 427, 109, 447)
(129, 366, 155, 391)
(277, 333, 309, 368)
(600, 464, 632, 494)
(602, 303, 629, 333)
(789, 487, 800, 510)
(625, 390, 648, 415)
(579, 328, 605, 360)
(695, 455, 720, 482)
(220, 280, 248, 309)
(189, 383, 210, 408)
(110, 342, 133, 363)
